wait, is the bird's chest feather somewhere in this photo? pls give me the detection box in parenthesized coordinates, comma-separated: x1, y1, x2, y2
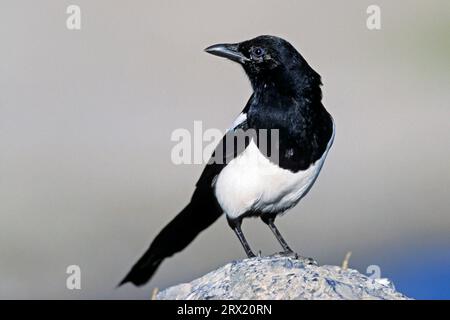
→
(214, 139, 330, 219)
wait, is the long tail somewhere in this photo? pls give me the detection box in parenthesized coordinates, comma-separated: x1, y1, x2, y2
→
(119, 186, 223, 286)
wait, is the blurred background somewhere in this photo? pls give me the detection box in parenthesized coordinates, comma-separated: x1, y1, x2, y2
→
(0, 0, 449, 299)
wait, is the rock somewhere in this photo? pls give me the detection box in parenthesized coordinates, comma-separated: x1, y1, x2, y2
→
(156, 254, 410, 300)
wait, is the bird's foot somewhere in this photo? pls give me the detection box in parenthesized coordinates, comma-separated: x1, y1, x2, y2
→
(275, 251, 318, 266)
(300, 256, 318, 266)
(276, 250, 297, 258)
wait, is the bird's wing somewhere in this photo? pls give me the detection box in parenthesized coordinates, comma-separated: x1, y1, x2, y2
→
(196, 95, 253, 189)
(118, 95, 255, 286)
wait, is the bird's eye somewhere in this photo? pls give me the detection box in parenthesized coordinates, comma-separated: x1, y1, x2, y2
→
(251, 47, 265, 59)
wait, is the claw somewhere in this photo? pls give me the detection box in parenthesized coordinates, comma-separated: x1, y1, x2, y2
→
(302, 257, 318, 266)
(274, 251, 318, 265)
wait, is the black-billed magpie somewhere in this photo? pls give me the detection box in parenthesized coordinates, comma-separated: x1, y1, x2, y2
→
(120, 35, 334, 286)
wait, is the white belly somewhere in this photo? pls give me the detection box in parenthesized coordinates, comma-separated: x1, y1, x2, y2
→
(214, 136, 332, 220)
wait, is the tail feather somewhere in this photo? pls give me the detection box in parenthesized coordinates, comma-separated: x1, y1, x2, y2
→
(119, 186, 222, 286)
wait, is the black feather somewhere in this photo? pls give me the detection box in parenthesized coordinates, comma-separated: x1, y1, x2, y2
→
(118, 103, 251, 286)
(118, 184, 222, 286)
(119, 35, 334, 287)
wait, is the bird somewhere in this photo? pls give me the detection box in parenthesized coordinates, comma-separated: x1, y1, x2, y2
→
(119, 35, 335, 287)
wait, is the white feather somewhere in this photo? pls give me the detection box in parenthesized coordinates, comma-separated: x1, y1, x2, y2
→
(227, 113, 247, 132)
(215, 122, 335, 219)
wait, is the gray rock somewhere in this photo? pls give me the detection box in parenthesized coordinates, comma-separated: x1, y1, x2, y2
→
(156, 254, 410, 300)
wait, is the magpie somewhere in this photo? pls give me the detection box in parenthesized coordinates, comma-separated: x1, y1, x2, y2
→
(119, 35, 335, 286)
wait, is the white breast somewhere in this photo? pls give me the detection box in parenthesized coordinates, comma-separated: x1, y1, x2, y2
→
(215, 124, 335, 220)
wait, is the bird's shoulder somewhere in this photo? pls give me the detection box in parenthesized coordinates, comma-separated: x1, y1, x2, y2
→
(195, 96, 254, 189)
(247, 94, 334, 172)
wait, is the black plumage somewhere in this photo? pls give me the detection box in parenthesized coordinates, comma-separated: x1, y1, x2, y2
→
(119, 35, 334, 287)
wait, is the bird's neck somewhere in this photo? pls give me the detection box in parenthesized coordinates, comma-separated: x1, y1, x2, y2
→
(250, 66, 322, 106)
(246, 65, 327, 136)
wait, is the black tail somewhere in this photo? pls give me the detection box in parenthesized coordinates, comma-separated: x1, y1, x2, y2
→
(119, 186, 223, 286)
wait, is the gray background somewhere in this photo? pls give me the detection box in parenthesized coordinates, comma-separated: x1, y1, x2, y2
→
(0, 1, 449, 298)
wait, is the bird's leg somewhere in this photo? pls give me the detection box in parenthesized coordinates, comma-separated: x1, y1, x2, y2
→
(227, 217, 256, 258)
(261, 216, 294, 255)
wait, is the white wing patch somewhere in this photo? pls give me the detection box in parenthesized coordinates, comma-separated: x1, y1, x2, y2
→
(227, 112, 247, 132)
(215, 121, 335, 219)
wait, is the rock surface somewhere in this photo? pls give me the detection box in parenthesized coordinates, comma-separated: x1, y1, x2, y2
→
(156, 254, 410, 300)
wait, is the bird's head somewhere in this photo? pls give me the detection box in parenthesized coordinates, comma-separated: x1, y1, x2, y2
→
(205, 35, 320, 93)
